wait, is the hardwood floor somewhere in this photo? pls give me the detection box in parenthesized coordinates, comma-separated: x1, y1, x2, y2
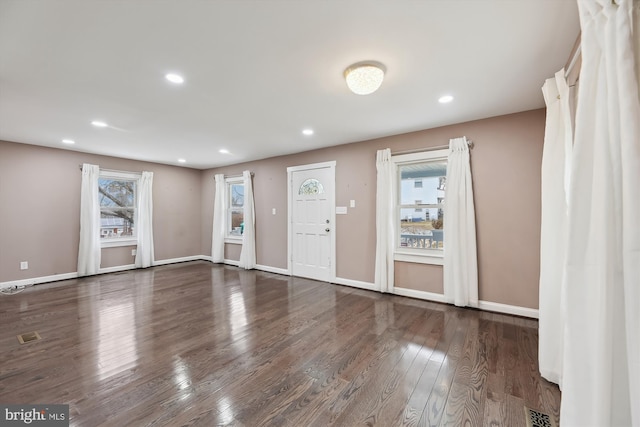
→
(0, 261, 560, 426)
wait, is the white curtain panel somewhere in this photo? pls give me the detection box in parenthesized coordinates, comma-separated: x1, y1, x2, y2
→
(538, 70, 573, 387)
(211, 174, 226, 263)
(77, 163, 101, 276)
(374, 148, 394, 293)
(239, 170, 256, 269)
(135, 171, 154, 268)
(443, 137, 478, 307)
(561, 1, 640, 425)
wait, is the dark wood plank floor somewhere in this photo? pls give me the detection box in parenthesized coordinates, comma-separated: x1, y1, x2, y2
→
(0, 261, 560, 426)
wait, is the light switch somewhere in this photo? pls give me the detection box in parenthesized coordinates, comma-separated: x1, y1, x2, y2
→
(272, 208, 276, 215)
(350, 199, 356, 208)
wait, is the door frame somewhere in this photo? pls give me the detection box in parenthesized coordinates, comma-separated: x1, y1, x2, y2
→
(287, 161, 337, 282)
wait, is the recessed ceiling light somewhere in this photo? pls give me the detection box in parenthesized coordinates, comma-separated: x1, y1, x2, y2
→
(91, 120, 108, 127)
(302, 129, 314, 136)
(178, 158, 186, 163)
(438, 95, 454, 103)
(219, 149, 229, 154)
(62, 139, 75, 144)
(165, 73, 184, 84)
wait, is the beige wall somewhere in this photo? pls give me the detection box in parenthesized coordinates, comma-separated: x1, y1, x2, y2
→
(0, 140, 203, 282)
(1, 108, 544, 309)
(202, 109, 545, 309)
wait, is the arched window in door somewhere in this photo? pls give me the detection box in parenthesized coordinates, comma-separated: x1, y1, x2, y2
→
(298, 178, 324, 195)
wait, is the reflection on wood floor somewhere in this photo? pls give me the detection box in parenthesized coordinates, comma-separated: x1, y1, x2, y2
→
(0, 261, 560, 426)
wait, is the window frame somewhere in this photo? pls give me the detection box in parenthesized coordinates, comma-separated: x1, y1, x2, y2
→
(392, 149, 448, 265)
(99, 170, 140, 248)
(224, 176, 244, 244)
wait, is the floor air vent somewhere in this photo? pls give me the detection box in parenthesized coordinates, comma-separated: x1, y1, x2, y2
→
(525, 407, 556, 427)
(17, 331, 41, 344)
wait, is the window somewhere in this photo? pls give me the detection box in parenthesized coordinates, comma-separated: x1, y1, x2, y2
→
(299, 178, 324, 195)
(99, 170, 140, 247)
(393, 149, 447, 264)
(226, 177, 244, 242)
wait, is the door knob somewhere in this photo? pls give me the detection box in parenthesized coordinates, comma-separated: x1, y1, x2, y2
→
(325, 228, 330, 232)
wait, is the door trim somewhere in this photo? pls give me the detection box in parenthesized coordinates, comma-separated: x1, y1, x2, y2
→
(287, 161, 336, 282)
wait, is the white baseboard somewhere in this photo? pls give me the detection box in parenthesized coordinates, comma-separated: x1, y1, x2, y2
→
(0, 258, 539, 319)
(0, 272, 78, 290)
(477, 300, 539, 319)
(392, 287, 448, 304)
(256, 264, 290, 276)
(332, 277, 378, 292)
(153, 255, 206, 266)
(0, 256, 206, 289)
(392, 287, 538, 318)
(99, 264, 136, 274)
(202, 258, 289, 275)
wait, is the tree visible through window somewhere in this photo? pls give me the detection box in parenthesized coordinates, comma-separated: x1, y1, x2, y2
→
(227, 179, 244, 237)
(99, 177, 136, 240)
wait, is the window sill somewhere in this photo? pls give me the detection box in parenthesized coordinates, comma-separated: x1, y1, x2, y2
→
(224, 237, 243, 245)
(394, 250, 443, 266)
(101, 238, 137, 248)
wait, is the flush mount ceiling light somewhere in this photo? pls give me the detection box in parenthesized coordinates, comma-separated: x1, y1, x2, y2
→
(178, 158, 186, 163)
(344, 62, 385, 95)
(62, 139, 75, 144)
(219, 149, 229, 154)
(91, 120, 108, 127)
(302, 129, 314, 136)
(165, 73, 184, 84)
(438, 95, 454, 103)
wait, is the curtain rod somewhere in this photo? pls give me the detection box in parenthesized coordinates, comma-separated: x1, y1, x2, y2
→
(223, 171, 254, 178)
(78, 164, 255, 178)
(77, 165, 142, 175)
(564, 34, 581, 81)
(391, 139, 473, 156)
(564, 45, 581, 79)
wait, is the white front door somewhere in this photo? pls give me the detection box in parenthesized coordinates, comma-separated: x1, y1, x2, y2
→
(288, 162, 336, 282)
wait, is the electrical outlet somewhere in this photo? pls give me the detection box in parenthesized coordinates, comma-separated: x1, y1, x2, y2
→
(131, 249, 137, 256)
(20, 261, 28, 270)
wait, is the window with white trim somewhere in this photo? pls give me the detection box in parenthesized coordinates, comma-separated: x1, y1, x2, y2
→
(393, 149, 447, 265)
(99, 170, 140, 247)
(225, 176, 244, 243)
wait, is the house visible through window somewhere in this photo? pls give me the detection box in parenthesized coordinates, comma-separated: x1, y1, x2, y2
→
(226, 177, 244, 239)
(393, 149, 448, 263)
(99, 170, 139, 246)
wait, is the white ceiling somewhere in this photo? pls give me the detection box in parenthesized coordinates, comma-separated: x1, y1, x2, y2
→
(0, 0, 580, 169)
